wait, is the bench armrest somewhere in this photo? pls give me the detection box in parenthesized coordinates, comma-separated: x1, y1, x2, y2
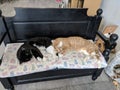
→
(0, 10, 12, 45)
(97, 31, 118, 61)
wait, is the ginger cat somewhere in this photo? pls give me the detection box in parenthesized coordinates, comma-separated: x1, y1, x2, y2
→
(52, 36, 100, 59)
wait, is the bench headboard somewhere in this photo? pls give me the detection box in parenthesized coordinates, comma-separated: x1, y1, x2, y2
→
(4, 8, 102, 42)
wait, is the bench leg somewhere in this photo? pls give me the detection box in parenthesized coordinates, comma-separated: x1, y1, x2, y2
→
(0, 78, 14, 90)
(92, 68, 103, 80)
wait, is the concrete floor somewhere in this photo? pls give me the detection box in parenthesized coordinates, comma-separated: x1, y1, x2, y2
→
(14, 71, 115, 90)
(0, 0, 117, 90)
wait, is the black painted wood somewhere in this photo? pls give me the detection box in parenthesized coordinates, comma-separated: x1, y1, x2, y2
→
(0, 17, 7, 44)
(14, 8, 89, 21)
(4, 8, 102, 42)
(97, 31, 108, 41)
(0, 8, 104, 89)
(10, 69, 97, 85)
(0, 78, 14, 89)
(0, 10, 11, 45)
(13, 21, 91, 40)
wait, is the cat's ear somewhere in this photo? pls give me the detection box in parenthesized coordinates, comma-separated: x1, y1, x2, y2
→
(57, 41, 63, 47)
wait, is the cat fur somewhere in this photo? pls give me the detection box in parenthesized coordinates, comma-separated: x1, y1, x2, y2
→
(17, 37, 53, 64)
(52, 36, 100, 59)
(17, 43, 43, 64)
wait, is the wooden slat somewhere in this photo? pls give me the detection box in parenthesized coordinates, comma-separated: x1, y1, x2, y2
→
(103, 25, 118, 34)
(83, 0, 102, 16)
(71, 0, 78, 8)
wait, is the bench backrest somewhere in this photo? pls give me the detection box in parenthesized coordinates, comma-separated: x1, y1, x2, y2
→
(4, 8, 102, 42)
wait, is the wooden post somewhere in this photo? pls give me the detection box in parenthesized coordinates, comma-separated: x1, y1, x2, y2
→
(96, 25, 118, 53)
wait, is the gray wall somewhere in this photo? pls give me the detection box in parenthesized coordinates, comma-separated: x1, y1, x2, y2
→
(100, 0, 120, 51)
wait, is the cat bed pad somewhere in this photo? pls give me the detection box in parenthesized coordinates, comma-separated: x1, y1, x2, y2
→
(0, 43, 107, 78)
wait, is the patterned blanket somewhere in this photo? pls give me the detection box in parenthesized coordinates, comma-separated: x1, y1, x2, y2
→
(0, 43, 107, 78)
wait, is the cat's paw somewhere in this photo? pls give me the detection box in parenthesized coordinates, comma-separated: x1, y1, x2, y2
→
(37, 57, 47, 61)
(37, 57, 42, 61)
(58, 53, 63, 57)
(79, 50, 89, 55)
(46, 45, 55, 54)
(91, 52, 100, 60)
(91, 52, 96, 56)
(42, 57, 47, 61)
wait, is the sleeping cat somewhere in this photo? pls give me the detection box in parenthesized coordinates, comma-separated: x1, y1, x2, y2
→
(28, 37, 52, 48)
(17, 37, 55, 64)
(28, 37, 56, 58)
(17, 43, 43, 64)
(52, 36, 100, 59)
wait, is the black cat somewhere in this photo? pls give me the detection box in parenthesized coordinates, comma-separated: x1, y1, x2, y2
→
(28, 37, 52, 48)
(17, 37, 52, 64)
(17, 43, 43, 64)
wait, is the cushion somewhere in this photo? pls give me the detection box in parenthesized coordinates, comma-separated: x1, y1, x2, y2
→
(0, 43, 107, 78)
